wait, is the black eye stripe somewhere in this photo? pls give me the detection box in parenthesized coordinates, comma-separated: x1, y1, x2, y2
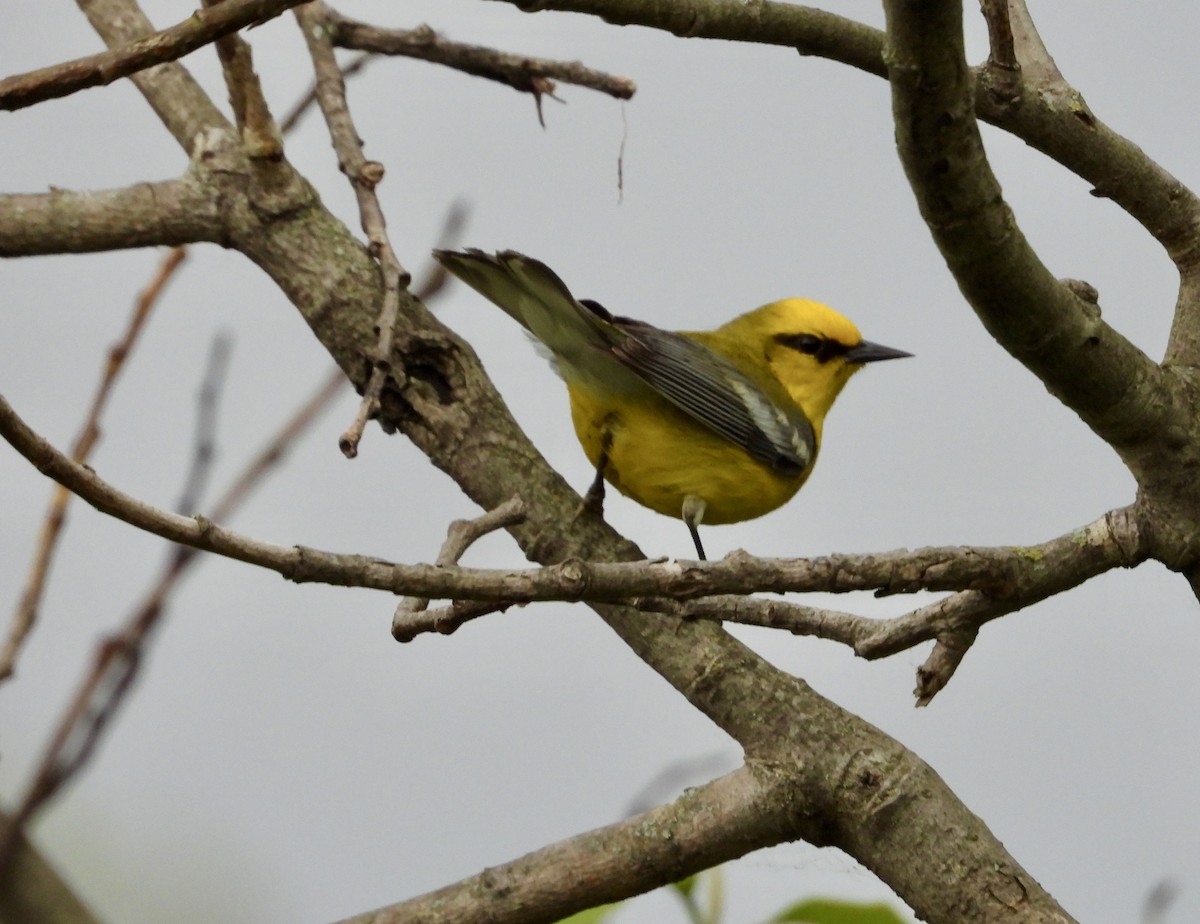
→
(775, 333, 849, 363)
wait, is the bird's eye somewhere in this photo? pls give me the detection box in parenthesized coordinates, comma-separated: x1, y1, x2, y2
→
(781, 333, 823, 355)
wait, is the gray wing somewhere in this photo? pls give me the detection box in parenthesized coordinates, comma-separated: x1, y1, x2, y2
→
(605, 317, 815, 476)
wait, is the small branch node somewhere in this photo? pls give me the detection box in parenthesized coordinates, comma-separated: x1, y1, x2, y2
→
(359, 160, 385, 187)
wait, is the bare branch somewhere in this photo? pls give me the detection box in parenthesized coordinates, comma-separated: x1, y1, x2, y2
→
(488, 0, 886, 74)
(72, 0, 229, 151)
(393, 496, 526, 638)
(336, 766, 789, 924)
(202, 0, 283, 161)
(0, 179, 224, 257)
(0, 391, 1149, 614)
(295, 1, 411, 459)
(492, 2, 1200, 288)
(0, 0, 305, 112)
(327, 10, 636, 110)
(628, 509, 1142, 702)
(883, 1, 1174, 474)
(336, 703, 1078, 924)
(0, 247, 187, 682)
(1003, 0, 1066, 88)
(978, 0, 1018, 103)
(278, 52, 372, 134)
(0, 335, 234, 873)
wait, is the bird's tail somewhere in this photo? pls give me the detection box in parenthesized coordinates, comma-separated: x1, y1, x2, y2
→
(433, 249, 610, 363)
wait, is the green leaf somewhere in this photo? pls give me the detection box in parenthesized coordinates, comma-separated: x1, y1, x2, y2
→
(555, 901, 621, 924)
(671, 874, 700, 899)
(768, 897, 908, 924)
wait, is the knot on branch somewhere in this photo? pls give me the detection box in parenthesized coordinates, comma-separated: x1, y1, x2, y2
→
(392, 331, 462, 408)
(832, 746, 913, 830)
(552, 558, 590, 599)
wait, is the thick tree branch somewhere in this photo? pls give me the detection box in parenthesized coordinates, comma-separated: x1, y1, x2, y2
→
(492, 2, 1200, 296)
(0, 178, 224, 256)
(338, 766, 792, 924)
(882, 3, 1171, 456)
(1, 0, 304, 112)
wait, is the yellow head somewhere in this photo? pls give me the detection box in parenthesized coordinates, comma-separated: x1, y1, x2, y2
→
(700, 298, 909, 438)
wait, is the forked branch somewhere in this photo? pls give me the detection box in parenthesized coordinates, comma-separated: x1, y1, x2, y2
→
(0, 0, 308, 111)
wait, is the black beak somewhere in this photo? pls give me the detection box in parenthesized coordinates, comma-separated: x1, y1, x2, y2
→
(845, 340, 913, 364)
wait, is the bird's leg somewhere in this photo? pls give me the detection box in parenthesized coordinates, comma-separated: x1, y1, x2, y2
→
(681, 494, 707, 561)
(578, 432, 612, 519)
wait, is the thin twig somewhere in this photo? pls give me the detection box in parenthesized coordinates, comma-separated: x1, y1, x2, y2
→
(176, 333, 234, 515)
(0, 334, 235, 873)
(278, 53, 372, 134)
(978, 0, 1020, 103)
(393, 496, 526, 639)
(295, 1, 411, 459)
(978, 0, 1017, 72)
(0, 0, 310, 111)
(0, 246, 187, 682)
(326, 10, 635, 126)
(0, 343, 351, 871)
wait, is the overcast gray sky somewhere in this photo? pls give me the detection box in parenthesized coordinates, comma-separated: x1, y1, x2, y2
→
(3, 2, 1198, 922)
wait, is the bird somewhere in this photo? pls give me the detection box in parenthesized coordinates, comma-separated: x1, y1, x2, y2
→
(433, 249, 910, 560)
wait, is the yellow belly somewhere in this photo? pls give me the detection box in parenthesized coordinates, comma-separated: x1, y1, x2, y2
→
(567, 381, 812, 525)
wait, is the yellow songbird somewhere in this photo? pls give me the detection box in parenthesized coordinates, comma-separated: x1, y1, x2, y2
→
(434, 249, 910, 559)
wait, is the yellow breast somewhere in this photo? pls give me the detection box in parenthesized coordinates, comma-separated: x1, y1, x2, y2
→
(567, 381, 812, 525)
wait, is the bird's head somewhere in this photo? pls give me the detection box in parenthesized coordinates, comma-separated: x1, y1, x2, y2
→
(721, 298, 911, 431)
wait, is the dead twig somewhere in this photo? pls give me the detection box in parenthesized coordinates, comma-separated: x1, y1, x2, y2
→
(0, 334, 235, 873)
(278, 52, 372, 134)
(0, 246, 187, 682)
(295, 1, 411, 459)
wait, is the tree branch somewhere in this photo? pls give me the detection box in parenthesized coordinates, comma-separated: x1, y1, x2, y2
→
(0, 246, 187, 682)
(881, 1, 1174, 470)
(326, 9, 636, 119)
(0, 177, 224, 257)
(74, 0, 229, 151)
(203, 0, 284, 162)
(295, 1, 411, 459)
(0, 389, 1148, 622)
(490, 1, 1200, 287)
(1, 0, 305, 112)
(338, 766, 792, 924)
(0, 809, 102, 924)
